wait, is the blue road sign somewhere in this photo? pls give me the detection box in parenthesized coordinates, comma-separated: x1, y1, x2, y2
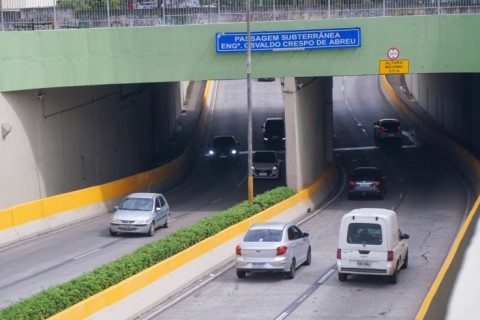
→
(216, 27, 361, 53)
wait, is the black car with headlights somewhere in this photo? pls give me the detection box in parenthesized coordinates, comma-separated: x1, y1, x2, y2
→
(207, 135, 240, 160)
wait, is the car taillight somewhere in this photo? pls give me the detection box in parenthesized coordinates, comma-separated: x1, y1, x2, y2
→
(337, 248, 342, 259)
(396, 124, 401, 132)
(277, 245, 288, 256)
(348, 181, 355, 186)
(387, 250, 394, 261)
(236, 245, 242, 256)
(374, 181, 381, 186)
(380, 125, 385, 132)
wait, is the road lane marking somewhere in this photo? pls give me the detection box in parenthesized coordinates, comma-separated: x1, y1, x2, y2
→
(274, 264, 338, 320)
(73, 249, 101, 260)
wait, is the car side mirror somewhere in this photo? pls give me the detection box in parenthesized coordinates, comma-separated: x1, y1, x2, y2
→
(303, 232, 309, 237)
(401, 234, 409, 240)
(114, 205, 119, 210)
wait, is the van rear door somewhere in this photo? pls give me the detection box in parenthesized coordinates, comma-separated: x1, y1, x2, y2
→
(339, 220, 389, 274)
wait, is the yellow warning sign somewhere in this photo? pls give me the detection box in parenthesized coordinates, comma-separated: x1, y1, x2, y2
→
(379, 59, 409, 74)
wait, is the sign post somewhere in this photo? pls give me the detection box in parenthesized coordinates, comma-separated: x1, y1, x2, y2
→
(246, 0, 254, 203)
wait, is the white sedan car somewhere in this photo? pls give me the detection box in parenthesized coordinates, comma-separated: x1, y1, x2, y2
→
(235, 222, 311, 279)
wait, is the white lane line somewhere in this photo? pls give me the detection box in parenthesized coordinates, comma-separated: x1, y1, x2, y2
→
(237, 175, 247, 188)
(211, 198, 221, 204)
(74, 249, 101, 260)
(142, 262, 235, 319)
(317, 268, 336, 284)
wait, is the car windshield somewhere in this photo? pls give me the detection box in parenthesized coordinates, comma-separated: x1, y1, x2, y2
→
(352, 169, 382, 180)
(253, 152, 276, 163)
(381, 120, 399, 129)
(243, 229, 283, 242)
(265, 120, 284, 130)
(347, 223, 382, 245)
(119, 198, 153, 211)
(212, 137, 235, 147)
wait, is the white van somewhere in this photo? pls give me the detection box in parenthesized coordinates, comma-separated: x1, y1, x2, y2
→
(337, 208, 409, 284)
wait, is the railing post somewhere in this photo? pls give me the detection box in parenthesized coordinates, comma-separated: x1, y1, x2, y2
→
(53, 2, 57, 29)
(0, 0, 3, 31)
(107, 0, 111, 27)
(273, 0, 276, 21)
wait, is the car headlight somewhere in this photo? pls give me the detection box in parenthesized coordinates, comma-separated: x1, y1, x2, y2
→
(272, 166, 278, 170)
(231, 149, 237, 155)
(111, 219, 121, 224)
(136, 219, 153, 224)
(209, 150, 215, 155)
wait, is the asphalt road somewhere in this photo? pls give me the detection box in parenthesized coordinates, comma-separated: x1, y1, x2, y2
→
(0, 78, 286, 310)
(139, 76, 472, 320)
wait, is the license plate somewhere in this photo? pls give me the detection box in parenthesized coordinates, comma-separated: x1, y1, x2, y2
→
(119, 226, 134, 230)
(388, 134, 395, 137)
(219, 155, 227, 158)
(356, 261, 371, 267)
(252, 263, 266, 268)
(358, 183, 370, 187)
(259, 172, 267, 176)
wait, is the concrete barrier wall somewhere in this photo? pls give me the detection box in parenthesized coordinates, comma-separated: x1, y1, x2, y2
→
(0, 81, 213, 248)
(49, 163, 338, 320)
(380, 75, 480, 320)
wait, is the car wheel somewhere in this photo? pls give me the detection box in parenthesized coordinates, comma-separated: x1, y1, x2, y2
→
(286, 259, 296, 279)
(236, 270, 246, 279)
(147, 222, 155, 237)
(303, 247, 312, 266)
(163, 214, 169, 228)
(338, 272, 347, 282)
(401, 250, 409, 269)
(109, 229, 117, 236)
(388, 263, 399, 284)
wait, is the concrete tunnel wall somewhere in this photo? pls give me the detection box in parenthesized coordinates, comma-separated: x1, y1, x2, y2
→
(0, 82, 184, 209)
(404, 73, 480, 153)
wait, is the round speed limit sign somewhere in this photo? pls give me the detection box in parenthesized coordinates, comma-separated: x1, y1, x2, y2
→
(387, 48, 400, 60)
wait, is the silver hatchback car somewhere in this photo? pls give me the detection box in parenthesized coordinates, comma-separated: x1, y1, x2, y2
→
(252, 151, 281, 179)
(110, 193, 170, 237)
(235, 222, 311, 279)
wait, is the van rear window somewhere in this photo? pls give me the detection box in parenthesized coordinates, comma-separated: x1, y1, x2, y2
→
(347, 223, 382, 245)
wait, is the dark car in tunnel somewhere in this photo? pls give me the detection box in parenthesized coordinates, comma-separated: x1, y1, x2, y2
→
(347, 167, 387, 200)
(262, 117, 285, 146)
(207, 135, 240, 161)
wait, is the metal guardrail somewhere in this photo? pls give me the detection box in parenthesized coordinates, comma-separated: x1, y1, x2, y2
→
(0, 0, 479, 31)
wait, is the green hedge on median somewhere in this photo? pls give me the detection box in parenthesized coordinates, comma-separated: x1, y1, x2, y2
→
(0, 186, 295, 320)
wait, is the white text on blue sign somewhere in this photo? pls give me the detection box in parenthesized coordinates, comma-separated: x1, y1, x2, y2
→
(216, 28, 361, 53)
